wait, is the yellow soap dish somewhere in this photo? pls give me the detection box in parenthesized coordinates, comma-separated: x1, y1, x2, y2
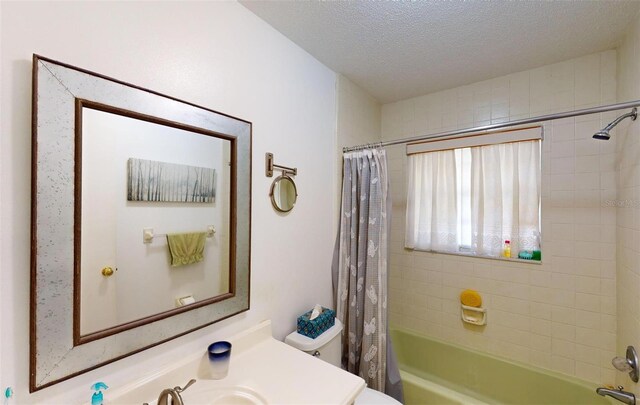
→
(460, 289, 482, 307)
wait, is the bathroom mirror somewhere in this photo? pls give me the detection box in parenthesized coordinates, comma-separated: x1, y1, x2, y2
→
(78, 106, 232, 338)
(31, 55, 251, 391)
(270, 175, 297, 212)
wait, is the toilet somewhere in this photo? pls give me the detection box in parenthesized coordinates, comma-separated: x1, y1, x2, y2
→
(285, 319, 401, 405)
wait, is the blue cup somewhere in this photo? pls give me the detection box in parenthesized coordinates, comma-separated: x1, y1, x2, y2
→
(208, 341, 232, 379)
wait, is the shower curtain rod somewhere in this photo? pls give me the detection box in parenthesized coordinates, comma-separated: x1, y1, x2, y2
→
(343, 99, 640, 153)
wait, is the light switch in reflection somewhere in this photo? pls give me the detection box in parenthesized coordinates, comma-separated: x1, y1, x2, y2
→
(177, 295, 196, 307)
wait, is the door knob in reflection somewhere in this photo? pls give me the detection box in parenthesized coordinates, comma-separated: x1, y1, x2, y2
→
(101, 267, 114, 277)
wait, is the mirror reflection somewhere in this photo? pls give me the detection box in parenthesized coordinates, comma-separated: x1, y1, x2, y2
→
(270, 175, 297, 212)
(80, 107, 231, 336)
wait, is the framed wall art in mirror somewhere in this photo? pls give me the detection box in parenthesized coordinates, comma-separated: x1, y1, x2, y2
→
(31, 55, 251, 391)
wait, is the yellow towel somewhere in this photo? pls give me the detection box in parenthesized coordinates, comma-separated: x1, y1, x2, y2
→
(166, 232, 206, 267)
(460, 289, 482, 307)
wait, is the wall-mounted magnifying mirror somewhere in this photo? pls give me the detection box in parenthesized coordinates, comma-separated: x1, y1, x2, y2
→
(265, 152, 297, 213)
(270, 175, 298, 212)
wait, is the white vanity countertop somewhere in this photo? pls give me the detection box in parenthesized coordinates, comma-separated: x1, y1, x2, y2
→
(107, 320, 365, 405)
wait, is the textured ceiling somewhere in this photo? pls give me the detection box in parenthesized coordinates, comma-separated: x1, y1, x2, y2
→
(240, 1, 640, 103)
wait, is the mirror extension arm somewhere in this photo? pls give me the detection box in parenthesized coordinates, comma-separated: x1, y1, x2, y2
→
(265, 152, 297, 177)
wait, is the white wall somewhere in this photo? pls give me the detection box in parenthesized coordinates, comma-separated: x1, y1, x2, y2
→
(335, 74, 382, 207)
(336, 75, 382, 153)
(0, 0, 4, 398)
(0, 1, 337, 403)
(382, 50, 619, 384)
(615, 10, 640, 394)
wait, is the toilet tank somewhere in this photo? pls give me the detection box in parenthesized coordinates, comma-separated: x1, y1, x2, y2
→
(284, 318, 343, 368)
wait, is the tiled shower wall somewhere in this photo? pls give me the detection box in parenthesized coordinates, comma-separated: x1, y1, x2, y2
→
(382, 50, 618, 384)
(616, 12, 640, 394)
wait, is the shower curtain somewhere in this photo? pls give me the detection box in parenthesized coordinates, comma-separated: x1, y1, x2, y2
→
(332, 148, 403, 402)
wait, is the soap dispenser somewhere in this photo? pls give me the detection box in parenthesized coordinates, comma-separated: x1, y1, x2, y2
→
(502, 240, 511, 258)
(4, 387, 13, 405)
(90, 382, 109, 405)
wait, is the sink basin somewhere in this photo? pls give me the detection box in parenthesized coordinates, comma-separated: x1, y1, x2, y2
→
(106, 321, 365, 405)
(182, 386, 268, 405)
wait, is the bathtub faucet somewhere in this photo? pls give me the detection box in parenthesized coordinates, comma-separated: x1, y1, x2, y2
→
(596, 386, 635, 405)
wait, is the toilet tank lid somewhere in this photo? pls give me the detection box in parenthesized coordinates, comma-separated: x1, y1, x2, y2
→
(284, 318, 343, 351)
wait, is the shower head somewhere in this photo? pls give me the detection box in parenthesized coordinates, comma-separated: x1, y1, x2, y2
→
(593, 108, 637, 140)
(593, 130, 611, 140)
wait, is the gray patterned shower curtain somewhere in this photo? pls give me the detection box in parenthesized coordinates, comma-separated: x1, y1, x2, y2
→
(332, 148, 403, 402)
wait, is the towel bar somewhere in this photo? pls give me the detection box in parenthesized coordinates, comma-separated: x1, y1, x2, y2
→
(143, 225, 215, 244)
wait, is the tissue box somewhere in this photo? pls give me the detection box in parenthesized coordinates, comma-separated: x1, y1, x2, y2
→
(296, 307, 336, 339)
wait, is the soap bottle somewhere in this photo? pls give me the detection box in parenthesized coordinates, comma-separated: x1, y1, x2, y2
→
(4, 387, 13, 405)
(90, 382, 108, 405)
(532, 231, 542, 261)
(503, 240, 511, 258)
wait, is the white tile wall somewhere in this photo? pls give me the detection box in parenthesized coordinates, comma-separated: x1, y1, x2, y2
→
(382, 50, 618, 384)
(615, 12, 640, 394)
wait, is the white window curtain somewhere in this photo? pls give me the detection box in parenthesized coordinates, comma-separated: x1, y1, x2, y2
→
(470, 140, 541, 256)
(405, 149, 459, 252)
(405, 131, 541, 257)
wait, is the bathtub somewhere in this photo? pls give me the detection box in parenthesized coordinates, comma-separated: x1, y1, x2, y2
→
(391, 328, 613, 404)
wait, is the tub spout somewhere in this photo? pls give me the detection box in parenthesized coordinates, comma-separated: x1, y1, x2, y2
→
(596, 386, 635, 405)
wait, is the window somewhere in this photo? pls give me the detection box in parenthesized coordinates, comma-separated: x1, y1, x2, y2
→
(405, 127, 542, 259)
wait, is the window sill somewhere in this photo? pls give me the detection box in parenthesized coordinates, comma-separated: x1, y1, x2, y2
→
(405, 247, 543, 265)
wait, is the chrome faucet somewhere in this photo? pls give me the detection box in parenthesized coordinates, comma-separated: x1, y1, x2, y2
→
(596, 386, 635, 405)
(148, 379, 196, 405)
